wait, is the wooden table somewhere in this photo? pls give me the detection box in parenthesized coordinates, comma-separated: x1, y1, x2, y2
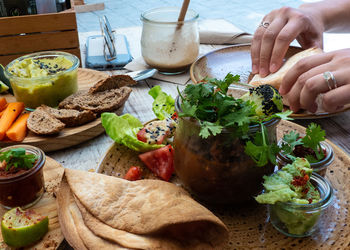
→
(48, 21, 350, 172)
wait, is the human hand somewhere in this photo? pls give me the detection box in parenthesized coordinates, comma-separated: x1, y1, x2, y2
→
(251, 6, 324, 77)
(279, 49, 350, 113)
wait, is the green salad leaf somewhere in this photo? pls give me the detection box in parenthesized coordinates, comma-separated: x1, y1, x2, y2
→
(101, 113, 163, 152)
(148, 86, 175, 120)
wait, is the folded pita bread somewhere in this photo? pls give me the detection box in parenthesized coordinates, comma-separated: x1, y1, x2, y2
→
(249, 47, 323, 90)
(58, 169, 228, 249)
(57, 177, 125, 249)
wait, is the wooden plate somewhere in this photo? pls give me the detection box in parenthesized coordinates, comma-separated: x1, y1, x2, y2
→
(0, 157, 64, 249)
(97, 120, 350, 249)
(190, 44, 350, 119)
(0, 68, 124, 152)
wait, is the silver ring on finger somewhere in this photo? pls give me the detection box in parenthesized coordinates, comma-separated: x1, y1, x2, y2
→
(259, 21, 270, 29)
(323, 71, 338, 90)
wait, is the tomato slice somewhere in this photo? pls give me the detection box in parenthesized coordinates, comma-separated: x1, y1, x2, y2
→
(124, 166, 142, 181)
(139, 145, 174, 181)
(137, 128, 147, 143)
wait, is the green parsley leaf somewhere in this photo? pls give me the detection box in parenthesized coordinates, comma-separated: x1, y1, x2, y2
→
(302, 123, 325, 160)
(0, 148, 38, 171)
(199, 121, 223, 138)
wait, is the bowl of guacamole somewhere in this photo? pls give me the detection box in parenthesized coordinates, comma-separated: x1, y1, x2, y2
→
(256, 158, 334, 237)
(5, 51, 79, 109)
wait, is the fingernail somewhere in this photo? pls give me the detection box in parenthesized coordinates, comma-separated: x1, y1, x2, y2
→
(260, 67, 268, 77)
(270, 63, 278, 73)
(252, 65, 258, 74)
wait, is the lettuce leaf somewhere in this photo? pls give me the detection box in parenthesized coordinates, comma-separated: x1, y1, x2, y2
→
(148, 86, 175, 120)
(101, 113, 163, 152)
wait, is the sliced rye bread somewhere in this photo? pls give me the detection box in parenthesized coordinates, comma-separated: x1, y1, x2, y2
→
(89, 75, 137, 94)
(40, 105, 96, 127)
(59, 86, 132, 115)
(27, 107, 65, 135)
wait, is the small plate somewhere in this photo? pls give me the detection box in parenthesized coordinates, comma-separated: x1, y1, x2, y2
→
(190, 44, 350, 119)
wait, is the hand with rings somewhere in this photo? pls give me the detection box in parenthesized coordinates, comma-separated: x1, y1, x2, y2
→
(279, 49, 350, 113)
(251, 6, 324, 77)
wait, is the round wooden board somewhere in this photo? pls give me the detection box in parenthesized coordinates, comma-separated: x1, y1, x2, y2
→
(190, 44, 350, 119)
(97, 120, 350, 249)
(0, 157, 64, 249)
(0, 68, 119, 152)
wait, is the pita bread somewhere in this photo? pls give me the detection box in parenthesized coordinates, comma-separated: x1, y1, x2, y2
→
(56, 178, 87, 250)
(64, 168, 228, 248)
(57, 177, 126, 249)
(249, 47, 323, 90)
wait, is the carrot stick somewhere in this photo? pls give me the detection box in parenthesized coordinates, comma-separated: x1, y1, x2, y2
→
(0, 108, 5, 118)
(0, 98, 7, 111)
(6, 113, 30, 142)
(0, 102, 25, 140)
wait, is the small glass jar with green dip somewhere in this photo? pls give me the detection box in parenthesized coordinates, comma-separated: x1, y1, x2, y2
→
(269, 173, 334, 237)
(5, 51, 79, 109)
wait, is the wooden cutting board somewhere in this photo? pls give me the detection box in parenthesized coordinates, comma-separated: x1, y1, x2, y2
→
(97, 120, 350, 249)
(0, 68, 123, 152)
(0, 157, 64, 249)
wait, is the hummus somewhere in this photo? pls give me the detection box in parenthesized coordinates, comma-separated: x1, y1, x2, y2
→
(6, 53, 78, 108)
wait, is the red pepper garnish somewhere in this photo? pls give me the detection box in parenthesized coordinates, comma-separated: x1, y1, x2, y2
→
(291, 174, 309, 187)
(171, 112, 178, 120)
(308, 198, 313, 204)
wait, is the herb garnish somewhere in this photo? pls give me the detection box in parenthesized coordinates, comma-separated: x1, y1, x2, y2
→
(0, 148, 37, 171)
(281, 123, 326, 163)
(178, 73, 292, 166)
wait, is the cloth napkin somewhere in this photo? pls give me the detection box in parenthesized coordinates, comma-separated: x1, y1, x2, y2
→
(124, 19, 253, 85)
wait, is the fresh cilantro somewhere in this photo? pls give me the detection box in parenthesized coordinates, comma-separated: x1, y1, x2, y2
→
(281, 123, 326, 162)
(0, 148, 38, 171)
(205, 73, 240, 94)
(177, 74, 292, 167)
(302, 123, 325, 160)
(244, 123, 280, 167)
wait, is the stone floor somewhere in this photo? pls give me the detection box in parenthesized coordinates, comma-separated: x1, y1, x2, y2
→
(77, 0, 304, 33)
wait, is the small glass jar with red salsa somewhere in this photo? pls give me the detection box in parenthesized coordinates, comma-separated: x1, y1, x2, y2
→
(0, 145, 45, 209)
(173, 96, 278, 204)
(276, 140, 334, 177)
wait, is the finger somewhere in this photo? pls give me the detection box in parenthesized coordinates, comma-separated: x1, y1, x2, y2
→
(259, 18, 288, 77)
(284, 79, 304, 112)
(322, 70, 350, 112)
(251, 27, 265, 74)
(280, 52, 333, 95)
(269, 18, 304, 73)
(299, 63, 341, 112)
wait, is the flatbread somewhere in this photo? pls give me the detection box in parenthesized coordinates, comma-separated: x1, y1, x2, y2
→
(57, 177, 126, 249)
(65, 168, 228, 248)
(249, 47, 323, 90)
(56, 178, 87, 250)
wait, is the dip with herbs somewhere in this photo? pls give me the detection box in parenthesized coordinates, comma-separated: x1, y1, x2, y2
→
(0, 146, 45, 208)
(5, 52, 79, 108)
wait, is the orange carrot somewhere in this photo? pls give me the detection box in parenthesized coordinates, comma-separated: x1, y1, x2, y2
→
(0, 108, 5, 118)
(0, 98, 7, 111)
(0, 102, 25, 140)
(6, 113, 30, 142)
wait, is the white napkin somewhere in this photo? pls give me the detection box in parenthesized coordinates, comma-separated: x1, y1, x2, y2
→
(125, 19, 253, 85)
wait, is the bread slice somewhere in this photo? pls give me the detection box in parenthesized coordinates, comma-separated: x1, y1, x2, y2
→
(59, 86, 132, 115)
(89, 75, 137, 94)
(27, 106, 65, 135)
(249, 47, 323, 90)
(40, 105, 96, 127)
